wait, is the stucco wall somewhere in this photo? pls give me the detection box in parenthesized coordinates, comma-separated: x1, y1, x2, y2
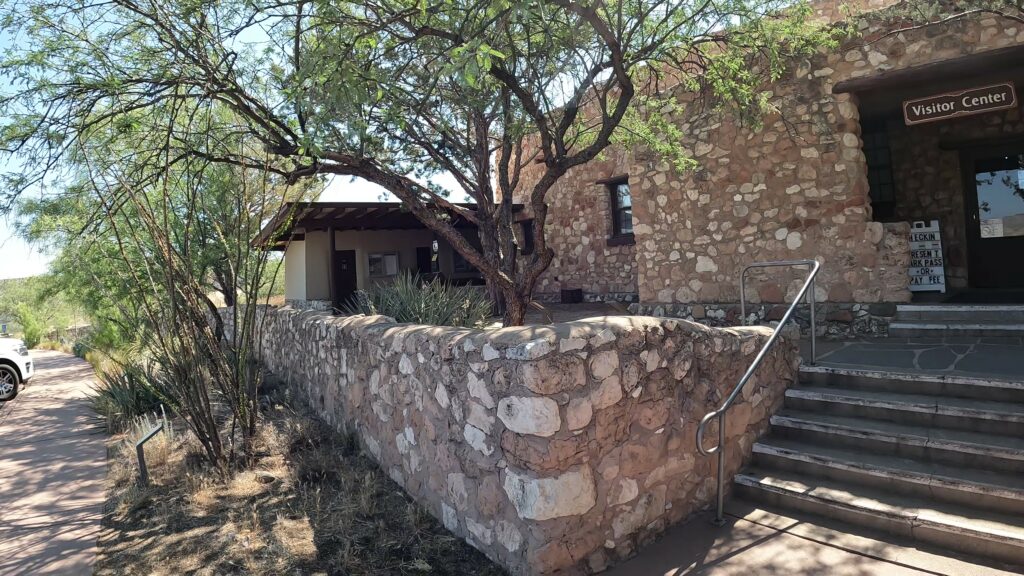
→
(333, 228, 435, 289)
(237, 307, 797, 574)
(286, 228, 486, 304)
(303, 230, 332, 301)
(284, 241, 307, 301)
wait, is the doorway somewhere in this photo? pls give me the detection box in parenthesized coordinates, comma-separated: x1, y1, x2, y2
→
(961, 142, 1024, 289)
(332, 249, 358, 308)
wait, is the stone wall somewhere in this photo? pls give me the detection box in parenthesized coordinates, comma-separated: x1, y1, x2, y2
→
(511, 2, 1024, 314)
(514, 148, 638, 303)
(241, 306, 797, 574)
(285, 298, 333, 311)
(630, 301, 898, 339)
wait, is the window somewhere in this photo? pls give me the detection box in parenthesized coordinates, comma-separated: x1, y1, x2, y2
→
(519, 219, 535, 255)
(368, 252, 399, 277)
(607, 178, 634, 243)
(452, 250, 477, 274)
(416, 242, 440, 275)
(861, 118, 897, 220)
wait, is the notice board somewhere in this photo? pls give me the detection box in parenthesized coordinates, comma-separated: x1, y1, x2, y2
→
(908, 220, 946, 293)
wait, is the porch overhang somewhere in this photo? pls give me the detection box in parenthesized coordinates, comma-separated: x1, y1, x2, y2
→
(256, 201, 523, 250)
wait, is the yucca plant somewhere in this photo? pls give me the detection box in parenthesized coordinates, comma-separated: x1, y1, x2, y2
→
(343, 271, 492, 328)
(90, 359, 167, 433)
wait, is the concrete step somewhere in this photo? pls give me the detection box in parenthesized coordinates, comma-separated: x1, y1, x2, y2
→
(895, 304, 1024, 323)
(799, 365, 1024, 403)
(888, 322, 1024, 338)
(771, 410, 1024, 473)
(735, 469, 1024, 566)
(724, 500, 1024, 575)
(752, 438, 1024, 515)
(785, 386, 1024, 436)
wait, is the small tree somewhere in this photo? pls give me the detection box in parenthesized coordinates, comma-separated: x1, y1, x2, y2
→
(46, 114, 297, 469)
(0, 0, 841, 324)
(15, 304, 43, 348)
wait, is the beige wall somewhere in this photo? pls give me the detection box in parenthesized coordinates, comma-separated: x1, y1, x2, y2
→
(333, 229, 435, 290)
(303, 230, 332, 301)
(284, 241, 307, 300)
(283, 227, 486, 302)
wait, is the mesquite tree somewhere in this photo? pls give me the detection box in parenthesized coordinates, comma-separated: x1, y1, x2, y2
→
(0, 0, 836, 325)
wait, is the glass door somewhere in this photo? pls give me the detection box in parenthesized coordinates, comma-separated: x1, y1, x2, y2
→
(964, 146, 1024, 288)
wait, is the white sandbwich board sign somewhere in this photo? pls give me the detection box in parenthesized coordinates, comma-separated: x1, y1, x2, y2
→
(908, 220, 946, 293)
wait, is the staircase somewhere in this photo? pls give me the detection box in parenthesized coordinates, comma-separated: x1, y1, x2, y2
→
(889, 304, 1024, 338)
(735, 365, 1024, 566)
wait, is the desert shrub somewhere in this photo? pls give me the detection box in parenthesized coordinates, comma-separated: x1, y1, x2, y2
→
(15, 304, 44, 348)
(90, 360, 167, 432)
(343, 271, 492, 328)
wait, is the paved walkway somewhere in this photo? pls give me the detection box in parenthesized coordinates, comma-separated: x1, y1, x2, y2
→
(0, 350, 107, 575)
(802, 337, 1024, 381)
(606, 502, 1021, 576)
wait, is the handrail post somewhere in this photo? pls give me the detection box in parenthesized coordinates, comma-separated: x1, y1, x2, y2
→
(698, 259, 821, 526)
(808, 276, 817, 365)
(714, 412, 726, 525)
(740, 271, 748, 326)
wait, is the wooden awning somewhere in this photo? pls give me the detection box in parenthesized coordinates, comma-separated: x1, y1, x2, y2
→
(256, 201, 520, 249)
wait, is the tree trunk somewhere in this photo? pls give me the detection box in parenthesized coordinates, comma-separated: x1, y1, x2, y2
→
(501, 287, 529, 326)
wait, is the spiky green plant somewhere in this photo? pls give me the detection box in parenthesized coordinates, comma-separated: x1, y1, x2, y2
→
(343, 271, 492, 328)
(90, 360, 167, 433)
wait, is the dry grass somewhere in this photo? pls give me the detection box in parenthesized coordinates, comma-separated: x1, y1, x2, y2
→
(95, 387, 505, 576)
(35, 340, 73, 353)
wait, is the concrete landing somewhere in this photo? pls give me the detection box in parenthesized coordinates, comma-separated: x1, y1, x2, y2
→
(802, 338, 1023, 382)
(605, 501, 1022, 576)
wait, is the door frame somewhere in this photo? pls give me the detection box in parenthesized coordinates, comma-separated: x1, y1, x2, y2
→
(959, 138, 1024, 289)
(331, 249, 358, 310)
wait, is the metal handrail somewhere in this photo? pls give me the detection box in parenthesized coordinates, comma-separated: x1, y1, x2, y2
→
(696, 259, 820, 525)
(741, 259, 818, 366)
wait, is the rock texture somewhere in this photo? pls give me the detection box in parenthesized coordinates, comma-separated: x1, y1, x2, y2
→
(510, 2, 1024, 327)
(229, 307, 797, 574)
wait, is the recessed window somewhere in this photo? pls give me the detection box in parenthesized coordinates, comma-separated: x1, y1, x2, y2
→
(368, 252, 399, 277)
(452, 250, 477, 274)
(862, 118, 897, 221)
(607, 178, 634, 244)
(520, 219, 535, 255)
(416, 242, 440, 275)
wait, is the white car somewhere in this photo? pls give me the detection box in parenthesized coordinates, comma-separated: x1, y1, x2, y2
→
(0, 338, 33, 402)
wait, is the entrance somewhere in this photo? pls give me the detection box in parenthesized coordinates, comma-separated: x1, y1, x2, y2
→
(962, 142, 1024, 289)
(332, 249, 358, 308)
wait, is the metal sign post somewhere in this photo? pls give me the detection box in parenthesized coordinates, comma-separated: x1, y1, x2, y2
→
(136, 422, 165, 486)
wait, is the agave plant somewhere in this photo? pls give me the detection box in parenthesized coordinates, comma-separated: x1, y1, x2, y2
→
(343, 271, 492, 328)
(89, 358, 167, 433)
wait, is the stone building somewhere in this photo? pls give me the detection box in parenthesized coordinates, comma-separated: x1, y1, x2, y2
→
(514, 0, 1024, 334)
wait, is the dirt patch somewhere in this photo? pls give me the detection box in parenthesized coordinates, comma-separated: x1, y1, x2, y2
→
(94, 393, 505, 575)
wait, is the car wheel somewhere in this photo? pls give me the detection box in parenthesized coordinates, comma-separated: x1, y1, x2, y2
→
(0, 365, 19, 402)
